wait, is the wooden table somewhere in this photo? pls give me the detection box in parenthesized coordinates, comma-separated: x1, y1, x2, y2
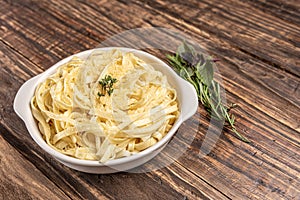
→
(1, 0, 299, 199)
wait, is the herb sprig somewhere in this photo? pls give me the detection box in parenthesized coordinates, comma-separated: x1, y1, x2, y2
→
(166, 42, 249, 143)
(98, 75, 117, 97)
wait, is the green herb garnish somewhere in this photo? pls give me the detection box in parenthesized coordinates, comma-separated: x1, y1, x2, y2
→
(166, 42, 249, 143)
(98, 75, 117, 97)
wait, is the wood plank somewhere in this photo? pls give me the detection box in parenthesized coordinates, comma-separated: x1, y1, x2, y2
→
(132, 0, 300, 76)
(0, 0, 98, 70)
(192, 114, 299, 199)
(150, 158, 230, 199)
(163, 118, 300, 199)
(0, 134, 69, 200)
(246, 0, 300, 24)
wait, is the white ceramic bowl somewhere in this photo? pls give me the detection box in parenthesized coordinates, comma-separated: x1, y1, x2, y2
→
(14, 47, 198, 174)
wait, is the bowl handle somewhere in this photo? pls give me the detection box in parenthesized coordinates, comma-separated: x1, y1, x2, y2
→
(14, 75, 41, 121)
(179, 78, 198, 122)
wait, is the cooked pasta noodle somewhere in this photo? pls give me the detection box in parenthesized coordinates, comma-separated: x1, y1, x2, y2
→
(31, 50, 179, 162)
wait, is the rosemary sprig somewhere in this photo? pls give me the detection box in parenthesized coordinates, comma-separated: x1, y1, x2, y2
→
(166, 42, 249, 143)
(98, 75, 117, 97)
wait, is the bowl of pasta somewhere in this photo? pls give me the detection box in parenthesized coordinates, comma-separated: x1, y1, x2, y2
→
(14, 47, 198, 173)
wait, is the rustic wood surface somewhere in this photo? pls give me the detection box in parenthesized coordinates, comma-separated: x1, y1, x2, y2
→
(0, 0, 299, 199)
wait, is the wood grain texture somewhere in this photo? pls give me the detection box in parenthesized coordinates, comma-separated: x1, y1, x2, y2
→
(0, 0, 299, 199)
(0, 134, 70, 200)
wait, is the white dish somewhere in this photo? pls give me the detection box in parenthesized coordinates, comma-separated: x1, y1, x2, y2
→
(13, 47, 198, 174)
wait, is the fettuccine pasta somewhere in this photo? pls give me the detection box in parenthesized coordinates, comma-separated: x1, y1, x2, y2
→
(31, 50, 179, 162)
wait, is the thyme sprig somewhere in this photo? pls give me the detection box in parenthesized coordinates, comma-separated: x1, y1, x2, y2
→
(166, 42, 249, 143)
(98, 75, 117, 97)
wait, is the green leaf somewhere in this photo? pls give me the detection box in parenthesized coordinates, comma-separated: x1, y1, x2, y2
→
(166, 54, 182, 71)
(98, 75, 117, 96)
(177, 42, 196, 64)
(177, 42, 195, 56)
(195, 62, 203, 81)
(179, 69, 187, 79)
(186, 67, 195, 77)
(197, 59, 214, 86)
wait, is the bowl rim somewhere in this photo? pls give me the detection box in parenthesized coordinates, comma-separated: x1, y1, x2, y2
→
(14, 47, 198, 167)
